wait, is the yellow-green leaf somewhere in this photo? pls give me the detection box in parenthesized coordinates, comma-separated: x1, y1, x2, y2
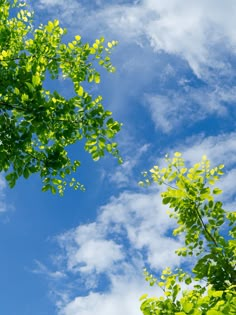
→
(94, 73, 100, 84)
(75, 35, 81, 41)
(68, 42, 74, 49)
(213, 188, 222, 195)
(206, 310, 223, 315)
(47, 20, 54, 32)
(77, 86, 84, 96)
(139, 294, 148, 301)
(21, 93, 29, 102)
(183, 302, 193, 313)
(32, 75, 41, 86)
(2, 50, 8, 57)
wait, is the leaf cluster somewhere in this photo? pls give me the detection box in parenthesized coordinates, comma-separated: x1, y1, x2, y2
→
(0, 0, 122, 194)
(139, 153, 236, 314)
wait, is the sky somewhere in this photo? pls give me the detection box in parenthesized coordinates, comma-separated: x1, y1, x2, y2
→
(1, 0, 236, 314)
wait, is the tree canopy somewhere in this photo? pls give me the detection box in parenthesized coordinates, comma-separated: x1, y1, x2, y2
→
(139, 153, 236, 315)
(0, 0, 121, 195)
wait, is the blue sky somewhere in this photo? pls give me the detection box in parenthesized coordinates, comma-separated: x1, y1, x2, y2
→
(1, 0, 236, 314)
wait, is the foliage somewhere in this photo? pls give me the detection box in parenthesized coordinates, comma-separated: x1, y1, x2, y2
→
(0, 0, 122, 195)
(139, 153, 236, 315)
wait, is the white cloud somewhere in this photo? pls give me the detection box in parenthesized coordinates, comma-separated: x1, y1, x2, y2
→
(140, 0, 236, 77)
(58, 190, 182, 275)
(216, 168, 236, 212)
(144, 83, 235, 133)
(100, 191, 182, 270)
(145, 94, 185, 133)
(32, 260, 66, 280)
(56, 189, 182, 314)
(41, 0, 236, 78)
(217, 169, 236, 200)
(109, 143, 150, 188)
(58, 223, 124, 274)
(60, 273, 161, 315)
(37, 0, 65, 6)
(36, 0, 236, 76)
(37, 0, 79, 8)
(0, 175, 7, 213)
(71, 238, 123, 273)
(175, 132, 236, 209)
(36, 0, 84, 24)
(180, 132, 236, 167)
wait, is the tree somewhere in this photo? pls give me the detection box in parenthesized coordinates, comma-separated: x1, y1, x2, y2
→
(139, 153, 236, 315)
(0, 0, 122, 195)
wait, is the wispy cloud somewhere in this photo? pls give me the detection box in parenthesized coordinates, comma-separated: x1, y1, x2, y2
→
(0, 175, 8, 213)
(36, 0, 84, 24)
(180, 132, 236, 210)
(32, 260, 66, 280)
(144, 84, 234, 133)
(180, 132, 236, 166)
(108, 143, 150, 188)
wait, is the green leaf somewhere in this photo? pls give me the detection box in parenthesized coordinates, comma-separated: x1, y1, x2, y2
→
(90, 47, 96, 54)
(94, 73, 100, 83)
(185, 277, 192, 285)
(174, 152, 182, 157)
(42, 184, 50, 192)
(206, 311, 223, 315)
(86, 139, 97, 146)
(50, 185, 57, 194)
(23, 168, 30, 179)
(106, 130, 114, 138)
(213, 188, 222, 195)
(21, 93, 29, 102)
(14, 87, 20, 95)
(183, 302, 193, 313)
(92, 152, 100, 161)
(54, 19, 59, 26)
(2, 50, 8, 57)
(106, 144, 112, 152)
(139, 294, 148, 301)
(68, 42, 74, 49)
(77, 86, 84, 96)
(32, 75, 41, 86)
(46, 20, 54, 32)
(52, 178, 62, 185)
(162, 197, 171, 205)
